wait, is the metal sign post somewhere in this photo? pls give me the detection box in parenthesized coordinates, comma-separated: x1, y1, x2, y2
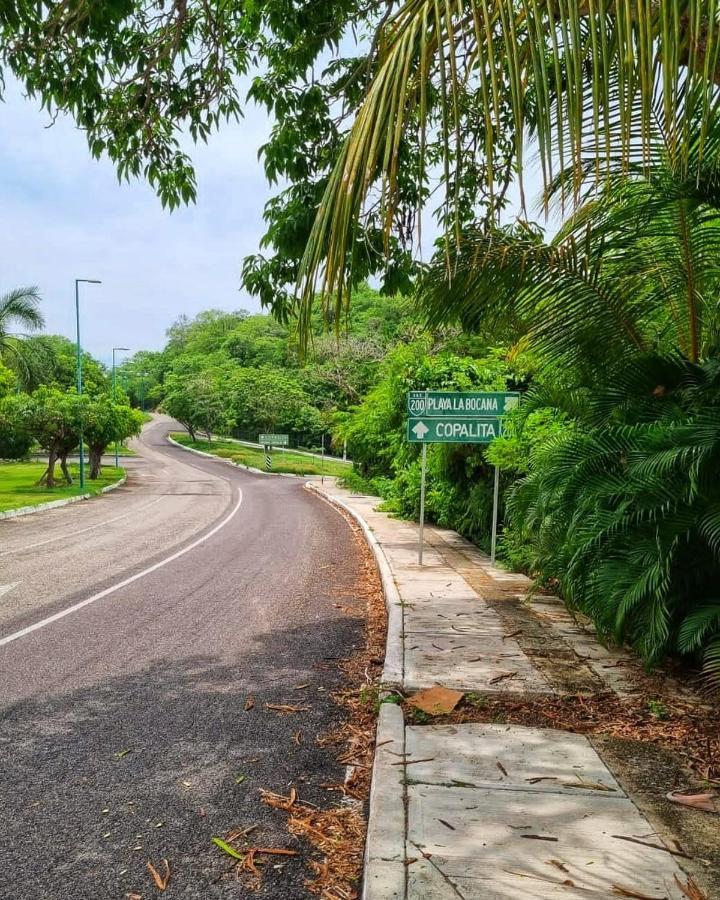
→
(418, 442, 428, 565)
(406, 390, 519, 567)
(490, 464, 500, 565)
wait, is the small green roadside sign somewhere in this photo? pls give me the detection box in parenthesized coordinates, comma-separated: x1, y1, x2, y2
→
(407, 416, 503, 443)
(259, 433, 289, 447)
(406, 390, 521, 566)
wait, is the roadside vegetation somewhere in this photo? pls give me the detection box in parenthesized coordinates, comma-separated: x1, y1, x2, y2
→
(0, 299, 144, 491)
(0, 462, 123, 514)
(171, 434, 352, 478)
(4, 4, 719, 679)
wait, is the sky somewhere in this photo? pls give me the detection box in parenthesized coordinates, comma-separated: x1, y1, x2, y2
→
(0, 71, 547, 368)
(0, 76, 274, 364)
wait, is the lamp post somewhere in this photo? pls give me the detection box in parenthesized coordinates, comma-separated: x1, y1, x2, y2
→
(112, 347, 130, 468)
(75, 278, 101, 489)
(138, 372, 150, 412)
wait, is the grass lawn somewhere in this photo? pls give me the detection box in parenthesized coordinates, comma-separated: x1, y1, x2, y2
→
(171, 433, 353, 478)
(0, 462, 124, 513)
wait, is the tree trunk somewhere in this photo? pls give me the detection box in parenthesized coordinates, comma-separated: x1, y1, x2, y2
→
(187, 424, 196, 441)
(38, 448, 58, 487)
(59, 453, 73, 485)
(89, 447, 103, 479)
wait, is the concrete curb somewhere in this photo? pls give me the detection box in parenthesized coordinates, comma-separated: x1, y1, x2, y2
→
(166, 435, 318, 480)
(0, 474, 127, 521)
(307, 484, 404, 689)
(362, 702, 407, 900)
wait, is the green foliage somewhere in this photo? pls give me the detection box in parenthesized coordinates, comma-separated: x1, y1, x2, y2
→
(1, 2, 260, 209)
(508, 357, 720, 678)
(18, 335, 109, 395)
(0, 361, 16, 399)
(337, 341, 527, 551)
(171, 434, 351, 479)
(163, 371, 228, 442)
(83, 397, 145, 478)
(0, 393, 33, 459)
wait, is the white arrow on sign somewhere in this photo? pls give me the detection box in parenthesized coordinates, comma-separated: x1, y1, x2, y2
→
(0, 582, 20, 600)
(412, 421, 430, 440)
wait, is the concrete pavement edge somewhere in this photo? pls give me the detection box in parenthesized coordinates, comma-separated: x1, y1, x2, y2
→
(306, 484, 404, 689)
(361, 702, 407, 900)
(166, 435, 312, 479)
(0, 475, 127, 521)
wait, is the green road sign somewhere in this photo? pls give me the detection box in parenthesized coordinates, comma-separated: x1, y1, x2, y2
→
(407, 390, 519, 418)
(259, 433, 289, 446)
(407, 416, 503, 443)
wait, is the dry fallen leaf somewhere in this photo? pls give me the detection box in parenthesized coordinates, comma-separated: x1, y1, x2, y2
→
(674, 874, 709, 900)
(611, 886, 665, 899)
(666, 791, 718, 814)
(407, 685, 465, 716)
(244, 696, 254, 711)
(146, 859, 171, 892)
(265, 703, 311, 715)
(546, 859, 570, 873)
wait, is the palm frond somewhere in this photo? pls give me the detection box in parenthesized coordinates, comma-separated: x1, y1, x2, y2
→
(297, 0, 720, 329)
(0, 286, 43, 348)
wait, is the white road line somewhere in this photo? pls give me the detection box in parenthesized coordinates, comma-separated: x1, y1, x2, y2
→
(0, 496, 167, 555)
(0, 489, 243, 649)
(0, 582, 20, 600)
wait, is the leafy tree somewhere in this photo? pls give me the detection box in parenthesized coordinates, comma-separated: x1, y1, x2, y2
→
(17, 334, 109, 394)
(0, 2, 261, 208)
(18, 388, 82, 487)
(422, 167, 720, 374)
(83, 398, 144, 479)
(0, 393, 33, 459)
(163, 373, 226, 441)
(228, 367, 320, 439)
(116, 350, 165, 410)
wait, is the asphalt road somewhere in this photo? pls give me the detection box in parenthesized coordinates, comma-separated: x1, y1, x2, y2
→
(0, 416, 366, 899)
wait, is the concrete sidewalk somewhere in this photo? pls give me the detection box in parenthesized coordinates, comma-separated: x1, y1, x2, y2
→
(312, 483, 692, 900)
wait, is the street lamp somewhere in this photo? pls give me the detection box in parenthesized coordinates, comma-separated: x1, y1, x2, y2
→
(75, 278, 102, 490)
(138, 372, 150, 412)
(112, 347, 131, 468)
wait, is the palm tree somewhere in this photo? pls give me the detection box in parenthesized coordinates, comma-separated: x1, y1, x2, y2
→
(297, 1, 720, 326)
(419, 166, 720, 678)
(0, 287, 44, 387)
(421, 161, 720, 372)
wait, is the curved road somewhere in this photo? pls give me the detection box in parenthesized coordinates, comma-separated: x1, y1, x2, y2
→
(0, 417, 366, 899)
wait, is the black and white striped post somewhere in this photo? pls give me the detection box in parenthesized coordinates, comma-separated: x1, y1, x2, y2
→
(264, 446, 272, 471)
